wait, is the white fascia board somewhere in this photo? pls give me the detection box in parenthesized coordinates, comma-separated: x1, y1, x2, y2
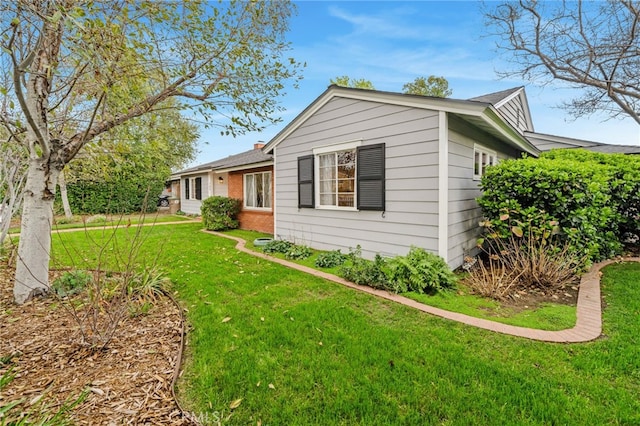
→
(523, 131, 600, 147)
(172, 169, 211, 178)
(213, 160, 273, 174)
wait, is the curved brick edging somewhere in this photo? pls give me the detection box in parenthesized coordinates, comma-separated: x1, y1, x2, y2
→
(206, 230, 639, 343)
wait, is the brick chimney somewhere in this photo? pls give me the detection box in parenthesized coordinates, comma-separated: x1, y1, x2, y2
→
(254, 142, 265, 150)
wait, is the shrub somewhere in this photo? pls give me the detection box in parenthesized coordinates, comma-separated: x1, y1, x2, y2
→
(340, 246, 394, 291)
(387, 247, 457, 293)
(315, 250, 347, 268)
(201, 196, 241, 231)
(477, 150, 638, 262)
(285, 245, 312, 260)
(262, 239, 294, 254)
(52, 270, 93, 297)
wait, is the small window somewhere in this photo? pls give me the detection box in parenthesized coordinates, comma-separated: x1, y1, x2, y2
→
(318, 149, 356, 208)
(185, 177, 202, 200)
(244, 172, 271, 209)
(473, 145, 497, 180)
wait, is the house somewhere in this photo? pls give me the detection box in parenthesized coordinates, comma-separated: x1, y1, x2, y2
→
(170, 144, 274, 233)
(262, 85, 541, 269)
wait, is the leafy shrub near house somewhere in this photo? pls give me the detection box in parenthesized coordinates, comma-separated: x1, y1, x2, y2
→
(315, 250, 347, 268)
(340, 246, 392, 291)
(201, 196, 241, 231)
(339, 246, 455, 294)
(387, 246, 457, 294)
(478, 149, 640, 263)
(262, 239, 294, 254)
(284, 244, 312, 260)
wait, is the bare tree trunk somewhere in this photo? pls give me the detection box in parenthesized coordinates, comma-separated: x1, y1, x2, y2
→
(0, 154, 25, 245)
(13, 158, 59, 304)
(58, 168, 73, 219)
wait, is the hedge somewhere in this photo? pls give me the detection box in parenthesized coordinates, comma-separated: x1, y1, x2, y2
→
(60, 178, 163, 214)
(478, 149, 640, 262)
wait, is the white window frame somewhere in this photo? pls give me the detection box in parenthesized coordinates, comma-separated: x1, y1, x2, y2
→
(313, 140, 361, 210)
(473, 144, 498, 180)
(244, 171, 272, 210)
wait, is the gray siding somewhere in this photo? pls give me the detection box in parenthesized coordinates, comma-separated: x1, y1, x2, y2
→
(497, 95, 529, 133)
(447, 116, 519, 267)
(275, 97, 440, 260)
(180, 172, 209, 215)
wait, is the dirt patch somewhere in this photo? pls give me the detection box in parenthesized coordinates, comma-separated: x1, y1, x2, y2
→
(0, 266, 192, 425)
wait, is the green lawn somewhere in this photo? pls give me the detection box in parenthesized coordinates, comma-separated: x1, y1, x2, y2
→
(223, 229, 576, 330)
(8, 212, 192, 234)
(51, 223, 640, 425)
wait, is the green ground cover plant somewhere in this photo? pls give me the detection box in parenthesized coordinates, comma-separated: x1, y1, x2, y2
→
(50, 224, 640, 425)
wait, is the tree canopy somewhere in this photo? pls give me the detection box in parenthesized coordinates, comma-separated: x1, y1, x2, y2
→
(0, 0, 303, 303)
(484, 0, 640, 123)
(330, 76, 375, 90)
(402, 76, 452, 98)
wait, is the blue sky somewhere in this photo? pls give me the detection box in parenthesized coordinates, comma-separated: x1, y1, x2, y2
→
(188, 0, 640, 167)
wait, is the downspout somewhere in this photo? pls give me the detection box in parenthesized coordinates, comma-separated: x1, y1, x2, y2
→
(272, 146, 277, 238)
(438, 111, 449, 262)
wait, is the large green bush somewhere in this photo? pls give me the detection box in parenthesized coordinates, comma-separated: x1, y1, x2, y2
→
(201, 196, 241, 231)
(478, 149, 640, 262)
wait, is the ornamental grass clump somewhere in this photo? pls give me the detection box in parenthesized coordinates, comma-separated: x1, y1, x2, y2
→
(467, 213, 587, 300)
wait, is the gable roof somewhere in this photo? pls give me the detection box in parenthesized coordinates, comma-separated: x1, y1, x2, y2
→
(468, 86, 523, 105)
(172, 147, 272, 178)
(469, 86, 534, 133)
(263, 85, 539, 156)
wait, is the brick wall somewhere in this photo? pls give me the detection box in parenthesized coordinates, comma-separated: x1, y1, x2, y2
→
(229, 166, 274, 234)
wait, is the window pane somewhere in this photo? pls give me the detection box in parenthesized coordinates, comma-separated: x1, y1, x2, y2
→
(474, 151, 480, 175)
(320, 194, 336, 205)
(337, 150, 355, 165)
(256, 174, 266, 207)
(245, 175, 255, 207)
(320, 179, 335, 193)
(337, 165, 355, 179)
(263, 173, 272, 208)
(338, 194, 354, 207)
(338, 179, 355, 192)
(319, 153, 335, 168)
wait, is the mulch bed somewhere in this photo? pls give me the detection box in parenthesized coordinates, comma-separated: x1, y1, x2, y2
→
(0, 266, 193, 425)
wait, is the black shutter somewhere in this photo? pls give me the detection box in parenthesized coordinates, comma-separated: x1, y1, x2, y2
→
(195, 177, 202, 200)
(357, 143, 385, 211)
(184, 178, 190, 200)
(298, 155, 314, 208)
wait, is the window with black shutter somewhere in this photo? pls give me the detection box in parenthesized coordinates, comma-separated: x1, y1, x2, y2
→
(298, 155, 314, 208)
(184, 178, 190, 200)
(195, 177, 202, 200)
(357, 143, 385, 211)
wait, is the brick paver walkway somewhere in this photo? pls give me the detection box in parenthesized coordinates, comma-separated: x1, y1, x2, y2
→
(207, 230, 639, 343)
